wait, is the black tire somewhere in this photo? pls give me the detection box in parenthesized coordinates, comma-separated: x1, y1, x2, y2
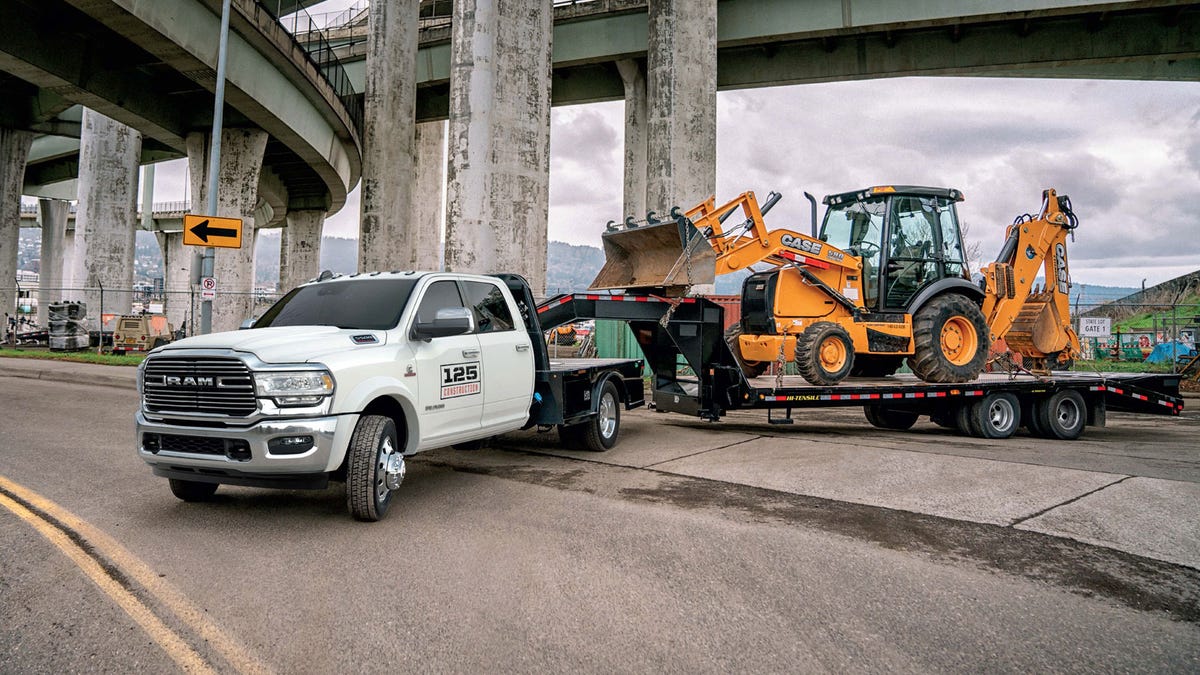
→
(724, 325, 768, 378)
(955, 403, 975, 436)
(850, 355, 904, 378)
(864, 406, 919, 430)
(794, 322, 854, 386)
(346, 415, 403, 522)
(929, 411, 957, 429)
(967, 392, 1021, 439)
(168, 478, 218, 502)
(581, 381, 621, 452)
(907, 294, 989, 383)
(1033, 389, 1086, 441)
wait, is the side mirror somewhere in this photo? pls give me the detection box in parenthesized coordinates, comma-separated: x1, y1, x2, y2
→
(240, 318, 257, 330)
(413, 307, 474, 340)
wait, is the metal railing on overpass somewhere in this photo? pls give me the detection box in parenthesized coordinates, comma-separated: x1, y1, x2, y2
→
(258, 1, 365, 135)
(19, 201, 192, 217)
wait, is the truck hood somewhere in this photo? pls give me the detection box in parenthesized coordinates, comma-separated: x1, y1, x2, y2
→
(157, 326, 389, 364)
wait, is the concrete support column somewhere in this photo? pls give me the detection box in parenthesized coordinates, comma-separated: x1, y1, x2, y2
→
(445, 0, 553, 296)
(73, 109, 141, 324)
(62, 227, 77, 292)
(359, 0, 419, 272)
(1, 128, 34, 322)
(154, 230, 191, 331)
(411, 120, 445, 270)
(280, 210, 325, 292)
(616, 59, 648, 222)
(646, 0, 717, 212)
(185, 129, 269, 333)
(36, 198, 69, 327)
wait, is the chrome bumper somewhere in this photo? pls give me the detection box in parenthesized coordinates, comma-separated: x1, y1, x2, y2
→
(136, 411, 359, 475)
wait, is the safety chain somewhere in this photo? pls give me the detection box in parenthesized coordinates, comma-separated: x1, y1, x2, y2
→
(774, 334, 788, 388)
(658, 297, 684, 328)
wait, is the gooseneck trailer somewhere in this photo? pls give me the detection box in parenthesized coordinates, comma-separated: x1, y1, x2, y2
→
(536, 292, 1184, 440)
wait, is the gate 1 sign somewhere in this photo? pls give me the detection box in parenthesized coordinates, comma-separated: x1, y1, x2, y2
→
(1079, 317, 1111, 338)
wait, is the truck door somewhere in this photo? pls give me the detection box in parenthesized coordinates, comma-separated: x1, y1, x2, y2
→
(410, 279, 483, 445)
(462, 280, 535, 430)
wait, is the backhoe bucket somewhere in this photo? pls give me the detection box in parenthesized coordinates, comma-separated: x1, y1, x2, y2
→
(589, 218, 715, 295)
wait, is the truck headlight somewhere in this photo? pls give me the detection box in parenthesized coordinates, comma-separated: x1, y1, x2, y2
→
(253, 371, 334, 406)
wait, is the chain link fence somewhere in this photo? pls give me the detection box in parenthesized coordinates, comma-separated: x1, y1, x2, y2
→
(3, 285, 282, 347)
(1076, 300, 1200, 372)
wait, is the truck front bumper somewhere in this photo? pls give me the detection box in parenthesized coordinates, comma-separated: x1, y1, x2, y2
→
(136, 411, 359, 487)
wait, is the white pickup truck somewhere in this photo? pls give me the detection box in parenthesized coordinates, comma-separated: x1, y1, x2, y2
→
(136, 271, 645, 520)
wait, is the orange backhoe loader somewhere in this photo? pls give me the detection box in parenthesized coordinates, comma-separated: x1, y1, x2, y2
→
(590, 186, 1081, 385)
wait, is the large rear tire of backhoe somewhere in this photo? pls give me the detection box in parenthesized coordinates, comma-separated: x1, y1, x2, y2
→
(725, 325, 769, 379)
(794, 322, 854, 386)
(907, 295, 989, 383)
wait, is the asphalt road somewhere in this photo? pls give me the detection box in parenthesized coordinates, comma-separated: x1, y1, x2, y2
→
(2, 376, 1198, 673)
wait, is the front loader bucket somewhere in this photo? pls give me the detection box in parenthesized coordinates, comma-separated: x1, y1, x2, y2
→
(589, 218, 715, 295)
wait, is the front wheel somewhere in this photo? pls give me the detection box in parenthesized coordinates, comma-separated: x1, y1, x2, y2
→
(168, 478, 218, 502)
(346, 415, 404, 521)
(794, 322, 854, 386)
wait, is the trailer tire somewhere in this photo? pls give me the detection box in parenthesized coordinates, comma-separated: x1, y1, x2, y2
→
(795, 322, 854, 386)
(725, 325, 768, 378)
(346, 415, 402, 522)
(864, 406, 919, 430)
(908, 294, 989, 383)
(168, 478, 218, 502)
(955, 403, 975, 436)
(1033, 389, 1086, 440)
(851, 356, 904, 378)
(968, 392, 1021, 439)
(929, 412, 957, 429)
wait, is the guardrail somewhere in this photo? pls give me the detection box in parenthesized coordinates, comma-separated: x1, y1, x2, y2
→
(19, 201, 192, 216)
(257, 1, 365, 135)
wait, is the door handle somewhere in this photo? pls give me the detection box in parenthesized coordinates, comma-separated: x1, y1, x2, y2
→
(462, 349, 480, 358)
(516, 344, 531, 352)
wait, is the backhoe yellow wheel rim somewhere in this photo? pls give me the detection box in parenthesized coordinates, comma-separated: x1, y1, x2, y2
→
(819, 336, 848, 373)
(941, 317, 978, 366)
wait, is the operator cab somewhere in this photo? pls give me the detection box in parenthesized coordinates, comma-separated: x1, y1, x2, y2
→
(819, 186, 970, 312)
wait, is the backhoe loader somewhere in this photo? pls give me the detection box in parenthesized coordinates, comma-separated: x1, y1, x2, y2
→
(590, 186, 1081, 385)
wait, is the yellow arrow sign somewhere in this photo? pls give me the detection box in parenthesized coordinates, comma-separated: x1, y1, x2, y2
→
(183, 214, 243, 248)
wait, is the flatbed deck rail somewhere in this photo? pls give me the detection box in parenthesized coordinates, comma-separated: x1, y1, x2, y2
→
(537, 293, 1184, 434)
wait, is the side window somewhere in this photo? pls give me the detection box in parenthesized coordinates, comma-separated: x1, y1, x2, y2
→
(463, 281, 515, 333)
(415, 280, 465, 324)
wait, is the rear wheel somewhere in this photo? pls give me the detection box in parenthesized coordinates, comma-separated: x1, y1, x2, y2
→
(168, 478, 218, 502)
(864, 406, 919, 430)
(908, 294, 989, 383)
(1033, 389, 1086, 440)
(559, 381, 622, 452)
(794, 322, 854, 386)
(346, 415, 404, 521)
(967, 393, 1021, 439)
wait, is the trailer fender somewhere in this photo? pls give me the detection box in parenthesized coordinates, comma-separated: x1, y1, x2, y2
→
(592, 371, 629, 412)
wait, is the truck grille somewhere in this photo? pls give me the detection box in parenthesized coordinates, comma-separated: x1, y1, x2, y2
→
(143, 356, 257, 416)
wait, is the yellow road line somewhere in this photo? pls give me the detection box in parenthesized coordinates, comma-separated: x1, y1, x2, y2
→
(0, 491, 214, 674)
(0, 475, 272, 675)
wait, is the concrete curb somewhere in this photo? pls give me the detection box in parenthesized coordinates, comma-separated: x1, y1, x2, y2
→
(0, 359, 137, 390)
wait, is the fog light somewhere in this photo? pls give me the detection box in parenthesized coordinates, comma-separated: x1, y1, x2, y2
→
(143, 433, 160, 454)
(268, 435, 315, 455)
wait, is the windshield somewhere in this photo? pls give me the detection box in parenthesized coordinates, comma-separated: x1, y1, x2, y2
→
(819, 197, 886, 255)
(253, 278, 418, 330)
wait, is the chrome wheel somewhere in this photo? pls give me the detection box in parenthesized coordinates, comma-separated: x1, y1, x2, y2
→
(598, 391, 617, 440)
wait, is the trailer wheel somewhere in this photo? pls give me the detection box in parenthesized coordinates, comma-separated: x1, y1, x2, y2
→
(725, 325, 768, 378)
(929, 411, 957, 429)
(795, 322, 854, 386)
(967, 392, 1021, 439)
(864, 406, 919, 430)
(1033, 389, 1086, 440)
(954, 403, 975, 436)
(908, 295, 989, 383)
(168, 478, 218, 502)
(346, 415, 404, 521)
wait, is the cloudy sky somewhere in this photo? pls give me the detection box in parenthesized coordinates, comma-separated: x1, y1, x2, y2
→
(132, 0, 1199, 291)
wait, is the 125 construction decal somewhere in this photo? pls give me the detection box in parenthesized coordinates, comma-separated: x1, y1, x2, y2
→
(441, 361, 481, 399)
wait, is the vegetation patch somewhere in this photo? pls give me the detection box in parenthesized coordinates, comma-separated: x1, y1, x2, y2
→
(0, 348, 145, 367)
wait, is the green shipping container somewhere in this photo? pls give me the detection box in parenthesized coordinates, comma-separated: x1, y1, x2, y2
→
(594, 320, 652, 375)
